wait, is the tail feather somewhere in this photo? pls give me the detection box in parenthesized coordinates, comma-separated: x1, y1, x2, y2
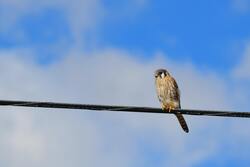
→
(174, 112, 189, 133)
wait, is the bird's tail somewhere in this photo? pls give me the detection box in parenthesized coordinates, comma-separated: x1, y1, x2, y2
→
(174, 112, 189, 133)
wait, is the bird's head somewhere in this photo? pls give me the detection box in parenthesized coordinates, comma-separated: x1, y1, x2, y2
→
(154, 69, 170, 78)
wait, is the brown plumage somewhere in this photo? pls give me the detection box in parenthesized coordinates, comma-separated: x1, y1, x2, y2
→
(154, 69, 189, 133)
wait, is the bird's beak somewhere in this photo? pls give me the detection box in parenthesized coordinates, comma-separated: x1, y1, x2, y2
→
(161, 73, 165, 78)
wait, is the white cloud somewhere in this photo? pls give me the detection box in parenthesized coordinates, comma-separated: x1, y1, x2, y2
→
(0, 0, 148, 43)
(231, 0, 250, 13)
(0, 47, 249, 167)
(233, 41, 250, 79)
(0, 0, 104, 40)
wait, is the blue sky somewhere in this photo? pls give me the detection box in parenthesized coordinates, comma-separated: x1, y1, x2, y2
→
(0, 0, 250, 167)
(100, 0, 235, 69)
(1, 0, 250, 70)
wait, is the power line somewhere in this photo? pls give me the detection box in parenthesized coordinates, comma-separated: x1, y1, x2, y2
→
(0, 99, 249, 118)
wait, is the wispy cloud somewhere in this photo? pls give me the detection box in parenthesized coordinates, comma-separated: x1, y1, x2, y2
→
(0, 0, 104, 41)
(0, 0, 150, 42)
(231, 0, 250, 13)
(233, 41, 250, 79)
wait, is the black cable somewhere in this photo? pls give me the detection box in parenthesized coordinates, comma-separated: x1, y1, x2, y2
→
(0, 99, 249, 118)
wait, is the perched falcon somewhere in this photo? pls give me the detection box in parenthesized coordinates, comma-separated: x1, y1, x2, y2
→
(154, 69, 189, 133)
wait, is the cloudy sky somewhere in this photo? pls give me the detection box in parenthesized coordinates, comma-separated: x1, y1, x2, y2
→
(0, 0, 250, 166)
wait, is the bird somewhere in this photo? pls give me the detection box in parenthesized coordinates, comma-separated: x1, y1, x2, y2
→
(154, 68, 189, 133)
